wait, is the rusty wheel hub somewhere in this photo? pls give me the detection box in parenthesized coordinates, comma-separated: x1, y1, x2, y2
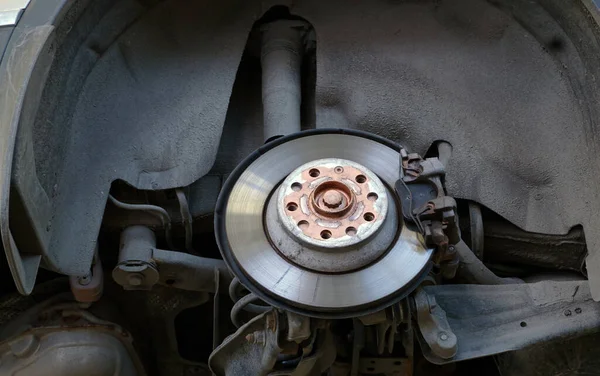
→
(277, 158, 388, 248)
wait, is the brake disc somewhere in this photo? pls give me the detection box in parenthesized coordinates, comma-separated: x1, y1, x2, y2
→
(215, 130, 433, 318)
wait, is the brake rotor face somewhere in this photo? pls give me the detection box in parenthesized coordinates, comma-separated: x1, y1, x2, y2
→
(216, 131, 433, 317)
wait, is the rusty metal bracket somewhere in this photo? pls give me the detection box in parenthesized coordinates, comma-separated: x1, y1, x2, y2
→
(416, 281, 600, 364)
(210, 311, 333, 376)
(413, 289, 457, 360)
(209, 310, 281, 376)
(286, 312, 311, 343)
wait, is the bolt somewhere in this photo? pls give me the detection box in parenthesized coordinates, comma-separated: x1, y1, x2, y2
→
(78, 274, 92, 286)
(575, 307, 582, 314)
(564, 309, 572, 317)
(323, 190, 343, 208)
(128, 273, 144, 287)
(438, 332, 449, 341)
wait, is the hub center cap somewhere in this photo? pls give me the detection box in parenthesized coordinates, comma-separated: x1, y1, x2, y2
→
(312, 181, 354, 217)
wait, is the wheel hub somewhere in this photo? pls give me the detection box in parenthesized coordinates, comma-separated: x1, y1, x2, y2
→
(278, 158, 388, 248)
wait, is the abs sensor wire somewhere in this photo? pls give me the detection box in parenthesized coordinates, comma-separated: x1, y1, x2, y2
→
(229, 277, 271, 327)
(175, 189, 194, 252)
(108, 194, 174, 249)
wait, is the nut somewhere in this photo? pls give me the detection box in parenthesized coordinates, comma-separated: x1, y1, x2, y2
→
(323, 190, 343, 208)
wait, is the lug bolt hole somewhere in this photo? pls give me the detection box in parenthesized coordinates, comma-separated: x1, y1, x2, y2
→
(367, 192, 378, 201)
(287, 202, 298, 212)
(355, 175, 367, 183)
(309, 169, 320, 178)
(346, 227, 357, 236)
(298, 220, 309, 230)
(291, 182, 302, 191)
(320, 230, 332, 239)
(364, 212, 375, 221)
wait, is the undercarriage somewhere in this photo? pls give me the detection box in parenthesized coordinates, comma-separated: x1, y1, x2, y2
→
(0, 0, 600, 375)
